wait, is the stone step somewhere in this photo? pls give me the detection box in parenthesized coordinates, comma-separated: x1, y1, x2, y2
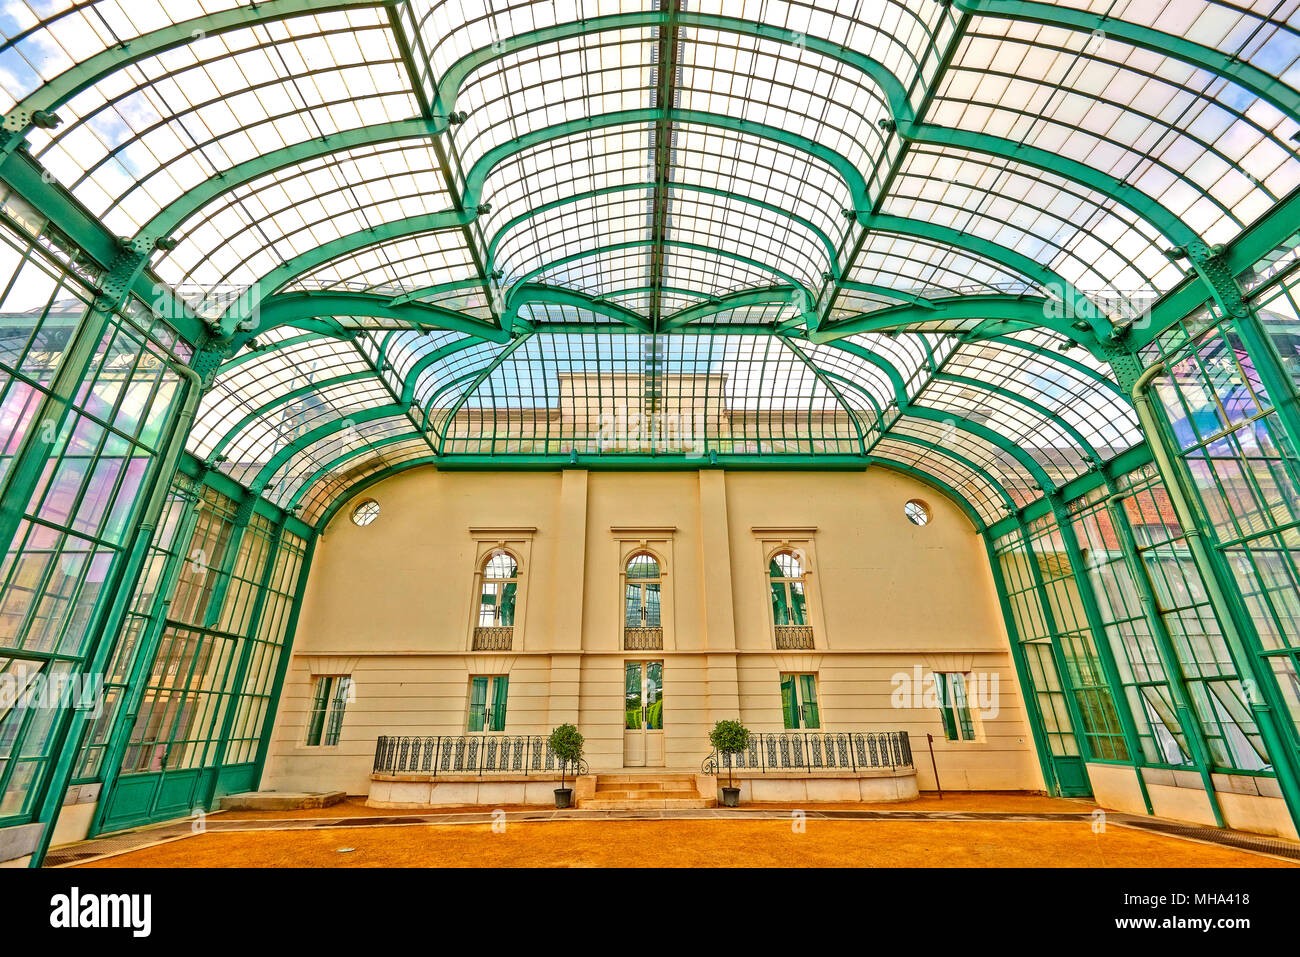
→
(594, 780, 688, 791)
(596, 774, 696, 786)
(590, 788, 703, 800)
(579, 796, 716, 810)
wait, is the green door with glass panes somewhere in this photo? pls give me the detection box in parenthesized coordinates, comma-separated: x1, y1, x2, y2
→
(781, 673, 820, 729)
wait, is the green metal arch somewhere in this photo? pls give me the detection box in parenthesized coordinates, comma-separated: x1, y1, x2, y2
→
(136, 118, 442, 244)
(953, 0, 1300, 124)
(874, 432, 1017, 514)
(868, 459, 987, 531)
(0, 0, 401, 157)
(209, 370, 379, 461)
(431, 336, 531, 449)
(810, 295, 1106, 353)
(933, 371, 1102, 464)
(903, 404, 1055, 492)
(250, 403, 407, 494)
(486, 181, 843, 277)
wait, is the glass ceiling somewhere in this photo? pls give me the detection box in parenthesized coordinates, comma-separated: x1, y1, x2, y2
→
(1, 0, 1296, 530)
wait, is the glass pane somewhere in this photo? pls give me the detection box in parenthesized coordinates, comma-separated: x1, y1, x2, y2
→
(624, 663, 642, 730)
(467, 676, 488, 733)
(646, 662, 663, 730)
(799, 674, 820, 729)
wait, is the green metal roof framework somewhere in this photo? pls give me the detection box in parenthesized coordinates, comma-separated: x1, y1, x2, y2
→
(1, 0, 1298, 533)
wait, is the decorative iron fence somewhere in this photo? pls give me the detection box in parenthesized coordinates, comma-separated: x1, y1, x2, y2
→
(773, 624, 814, 649)
(701, 731, 912, 774)
(373, 734, 589, 776)
(472, 626, 513, 650)
(623, 626, 664, 650)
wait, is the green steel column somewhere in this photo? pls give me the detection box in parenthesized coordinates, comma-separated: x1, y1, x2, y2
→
(1018, 521, 1096, 766)
(0, 245, 151, 556)
(1232, 306, 1300, 461)
(202, 519, 286, 810)
(87, 476, 207, 838)
(1049, 494, 1154, 815)
(983, 535, 1060, 796)
(1103, 485, 1226, 828)
(25, 354, 203, 867)
(1132, 362, 1300, 837)
(251, 533, 317, 786)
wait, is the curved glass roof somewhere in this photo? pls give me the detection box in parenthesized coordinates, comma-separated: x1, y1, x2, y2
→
(2, 0, 1296, 530)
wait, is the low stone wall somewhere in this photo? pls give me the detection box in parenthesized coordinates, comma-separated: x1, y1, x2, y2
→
(718, 768, 919, 803)
(368, 768, 918, 808)
(368, 773, 591, 808)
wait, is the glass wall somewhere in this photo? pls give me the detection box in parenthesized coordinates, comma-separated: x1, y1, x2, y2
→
(0, 209, 190, 825)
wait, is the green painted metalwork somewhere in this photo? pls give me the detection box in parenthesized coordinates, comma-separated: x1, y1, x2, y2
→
(954, 0, 1300, 124)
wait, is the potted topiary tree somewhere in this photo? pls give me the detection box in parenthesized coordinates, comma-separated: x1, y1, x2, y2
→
(709, 719, 750, 807)
(548, 723, 584, 809)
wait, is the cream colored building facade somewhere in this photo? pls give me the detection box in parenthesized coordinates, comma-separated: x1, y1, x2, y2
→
(261, 466, 1043, 797)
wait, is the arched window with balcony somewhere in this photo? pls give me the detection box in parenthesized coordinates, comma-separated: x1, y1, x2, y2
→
(624, 552, 663, 650)
(474, 549, 517, 650)
(770, 550, 814, 649)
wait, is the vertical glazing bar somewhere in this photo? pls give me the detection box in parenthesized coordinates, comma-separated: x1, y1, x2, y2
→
(1132, 363, 1300, 836)
(1050, 494, 1153, 814)
(1104, 487, 1226, 827)
(983, 535, 1059, 795)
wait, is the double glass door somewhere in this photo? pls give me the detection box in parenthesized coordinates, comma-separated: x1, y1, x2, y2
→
(623, 661, 664, 767)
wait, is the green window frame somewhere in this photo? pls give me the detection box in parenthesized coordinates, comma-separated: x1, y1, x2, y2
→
(780, 673, 820, 729)
(769, 550, 809, 626)
(478, 549, 518, 627)
(934, 672, 976, 742)
(304, 675, 350, 747)
(467, 675, 509, 733)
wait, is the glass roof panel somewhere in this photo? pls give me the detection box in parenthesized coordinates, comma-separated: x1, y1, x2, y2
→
(7, 0, 1297, 528)
(24, 8, 417, 235)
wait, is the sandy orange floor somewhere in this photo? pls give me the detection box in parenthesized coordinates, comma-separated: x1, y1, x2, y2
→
(213, 792, 1085, 821)
(75, 818, 1294, 868)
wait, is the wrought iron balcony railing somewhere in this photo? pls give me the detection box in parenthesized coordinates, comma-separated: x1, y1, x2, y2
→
(373, 734, 590, 777)
(623, 625, 664, 650)
(774, 624, 814, 649)
(701, 730, 912, 774)
(473, 626, 513, 650)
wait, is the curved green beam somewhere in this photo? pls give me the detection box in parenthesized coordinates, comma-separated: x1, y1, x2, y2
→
(501, 239, 818, 322)
(903, 404, 1055, 492)
(933, 372, 1102, 464)
(502, 286, 652, 333)
(134, 118, 443, 244)
(431, 335, 531, 447)
(837, 280, 939, 311)
(660, 287, 803, 332)
(486, 182, 843, 276)
(780, 337, 872, 453)
(813, 368, 887, 424)
(313, 446, 990, 532)
(208, 370, 378, 461)
(235, 291, 509, 349)
(809, 294, 1105, 353)
(250, 403, 407, 494)
(870, 459, 988, 530)
(953, 0, 1300, 124)
(874, 432, 1017, 515)
(435, 11, 1216, 246)
(289, 429, 434, 512)
(221, 214, 481, 334)
(818, 338, 1054, 491)
(0, 0, 400, 156)
(218, 331, 354, 374)
(982, 334, 1129, 400)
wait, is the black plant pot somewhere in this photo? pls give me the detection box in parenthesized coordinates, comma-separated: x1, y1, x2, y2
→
(721, 786, 740, 807)
(554, 788, 573, 809)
